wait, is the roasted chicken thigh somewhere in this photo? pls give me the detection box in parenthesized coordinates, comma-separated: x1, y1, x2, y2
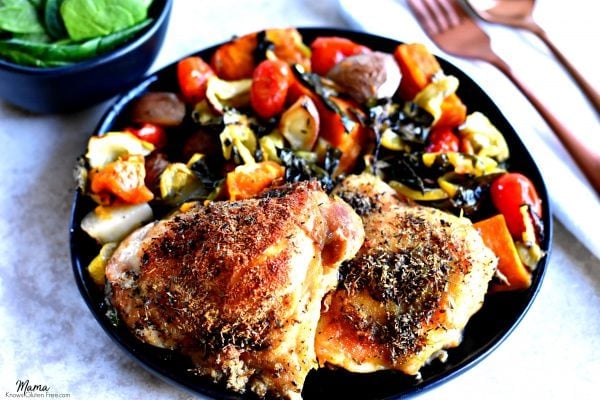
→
(105, 181, 365, 399)
(316, 174, 497, 375)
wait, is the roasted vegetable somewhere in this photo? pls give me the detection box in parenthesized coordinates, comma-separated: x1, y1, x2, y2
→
(279, 94, 320, 151)
(289, 65, 355, 134)
(394, 43, 441, 100)
(310, 36, 371, 76)
(210, 31, 258, 80)
(379, 128, 409, 152)
(87, 242, 117, 285)
(379, 151, 503, 216)
(177, 56, 215, 104)
(89, 154, 154, 204)
(318, 96, 368, 175)
(205, 76, 252, 114)
(182, 129, 223, 163)
(278, 146, 341, 192)
(425, 126, 459, 153)
(159, 162, 207, 206)
(490, 172, 542, 239)
(327, 51, 401, 103)
(191, 99, 224, 126)
(250, 58, 290, 119)
(422, 152, 504, 177)
(389, 180, 449, 201)
(259, 131, 286, 162)
(413, 75, 459, 124)
(125, 122, 167, 149)
(187, 153, 224, 193)
(144, 151, 170, 194)
(85, 131, 154, 170)
(81, 202, 153, 244)
(284, 66, 370, 174)
(393, 43, 467, 129)
(459, 112, 509, 162)
(210, 28, 310, 80)
(264, 28, 311, 71)
(368, 98, 434, 150)
(436, 91, 467, 129)
(219, 110, 259, 165)
(225, 160, 285, 200)
(514, 204, 545, 268)
(474, 214, 532, 292)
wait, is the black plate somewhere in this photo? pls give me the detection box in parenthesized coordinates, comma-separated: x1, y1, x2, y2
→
(70, 28, 552, 399)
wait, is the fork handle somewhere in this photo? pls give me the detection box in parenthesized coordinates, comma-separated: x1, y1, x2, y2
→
(524, 22, 600, 115)
(492, 57, 600, 196)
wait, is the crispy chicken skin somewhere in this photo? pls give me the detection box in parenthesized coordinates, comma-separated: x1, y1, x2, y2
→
(105, 181, 365, 399)
(316, 174, 497, 375)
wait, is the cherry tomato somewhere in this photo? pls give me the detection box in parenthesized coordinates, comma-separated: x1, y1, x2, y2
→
(250, 59, 290, 119)
(177, 56, 215, 104)
(490, 173, 542, 238)
(310, 36, 371, 76)
(125, 123, 167, 149)
(425, 127, 459, 153)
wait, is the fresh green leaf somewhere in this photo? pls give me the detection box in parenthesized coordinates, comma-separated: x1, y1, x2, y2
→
(0, 46, 69, 66)
(93, 17, 151, 52)
(60, 0, 152, 41)
(0, 18, 151, 66)
(0, 0, 46, 34)
(13, 30, 52, 42)
(44, 0, 67, 39)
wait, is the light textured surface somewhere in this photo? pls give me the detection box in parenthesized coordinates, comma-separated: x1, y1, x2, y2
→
(0, 0, 598, 399)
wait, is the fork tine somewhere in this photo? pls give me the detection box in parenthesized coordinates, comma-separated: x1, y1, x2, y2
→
(408, 0, 468, 36)
(408, 0, 491, 60)
(423, 0, 456, 32)
(407, 0, 441, 35)
(430, 0, 462, 28)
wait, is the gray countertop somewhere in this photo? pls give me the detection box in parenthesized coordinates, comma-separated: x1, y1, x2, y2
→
(1, 1, 598, 399)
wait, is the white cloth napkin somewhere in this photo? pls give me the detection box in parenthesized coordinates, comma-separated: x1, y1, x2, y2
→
(337, 0, 600, 259)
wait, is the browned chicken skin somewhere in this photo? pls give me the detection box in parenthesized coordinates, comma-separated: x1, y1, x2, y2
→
(316, 174, 497, 376)
(105, 181, 365, 399)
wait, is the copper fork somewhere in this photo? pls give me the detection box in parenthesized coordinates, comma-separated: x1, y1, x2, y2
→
(463, 0, 600, 114)
(406, 0, 600, 195)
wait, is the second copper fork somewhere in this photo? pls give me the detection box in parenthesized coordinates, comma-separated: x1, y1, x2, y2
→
(462, 0, 600, 114)
(406, 0, 600, 195)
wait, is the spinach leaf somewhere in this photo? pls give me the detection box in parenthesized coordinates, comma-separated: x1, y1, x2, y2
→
(0, 46, 69, 66)
(12, 31, 52, 42)
(0, 0, 155, 67)
(0, 18, 151, 66)
(0, 0, 45, 34)
(60, 0, 152, 41)
(44, 0, 67, 39)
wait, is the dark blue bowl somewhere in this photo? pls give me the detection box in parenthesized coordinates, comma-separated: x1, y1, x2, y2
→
(0, 0, 172, 114)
